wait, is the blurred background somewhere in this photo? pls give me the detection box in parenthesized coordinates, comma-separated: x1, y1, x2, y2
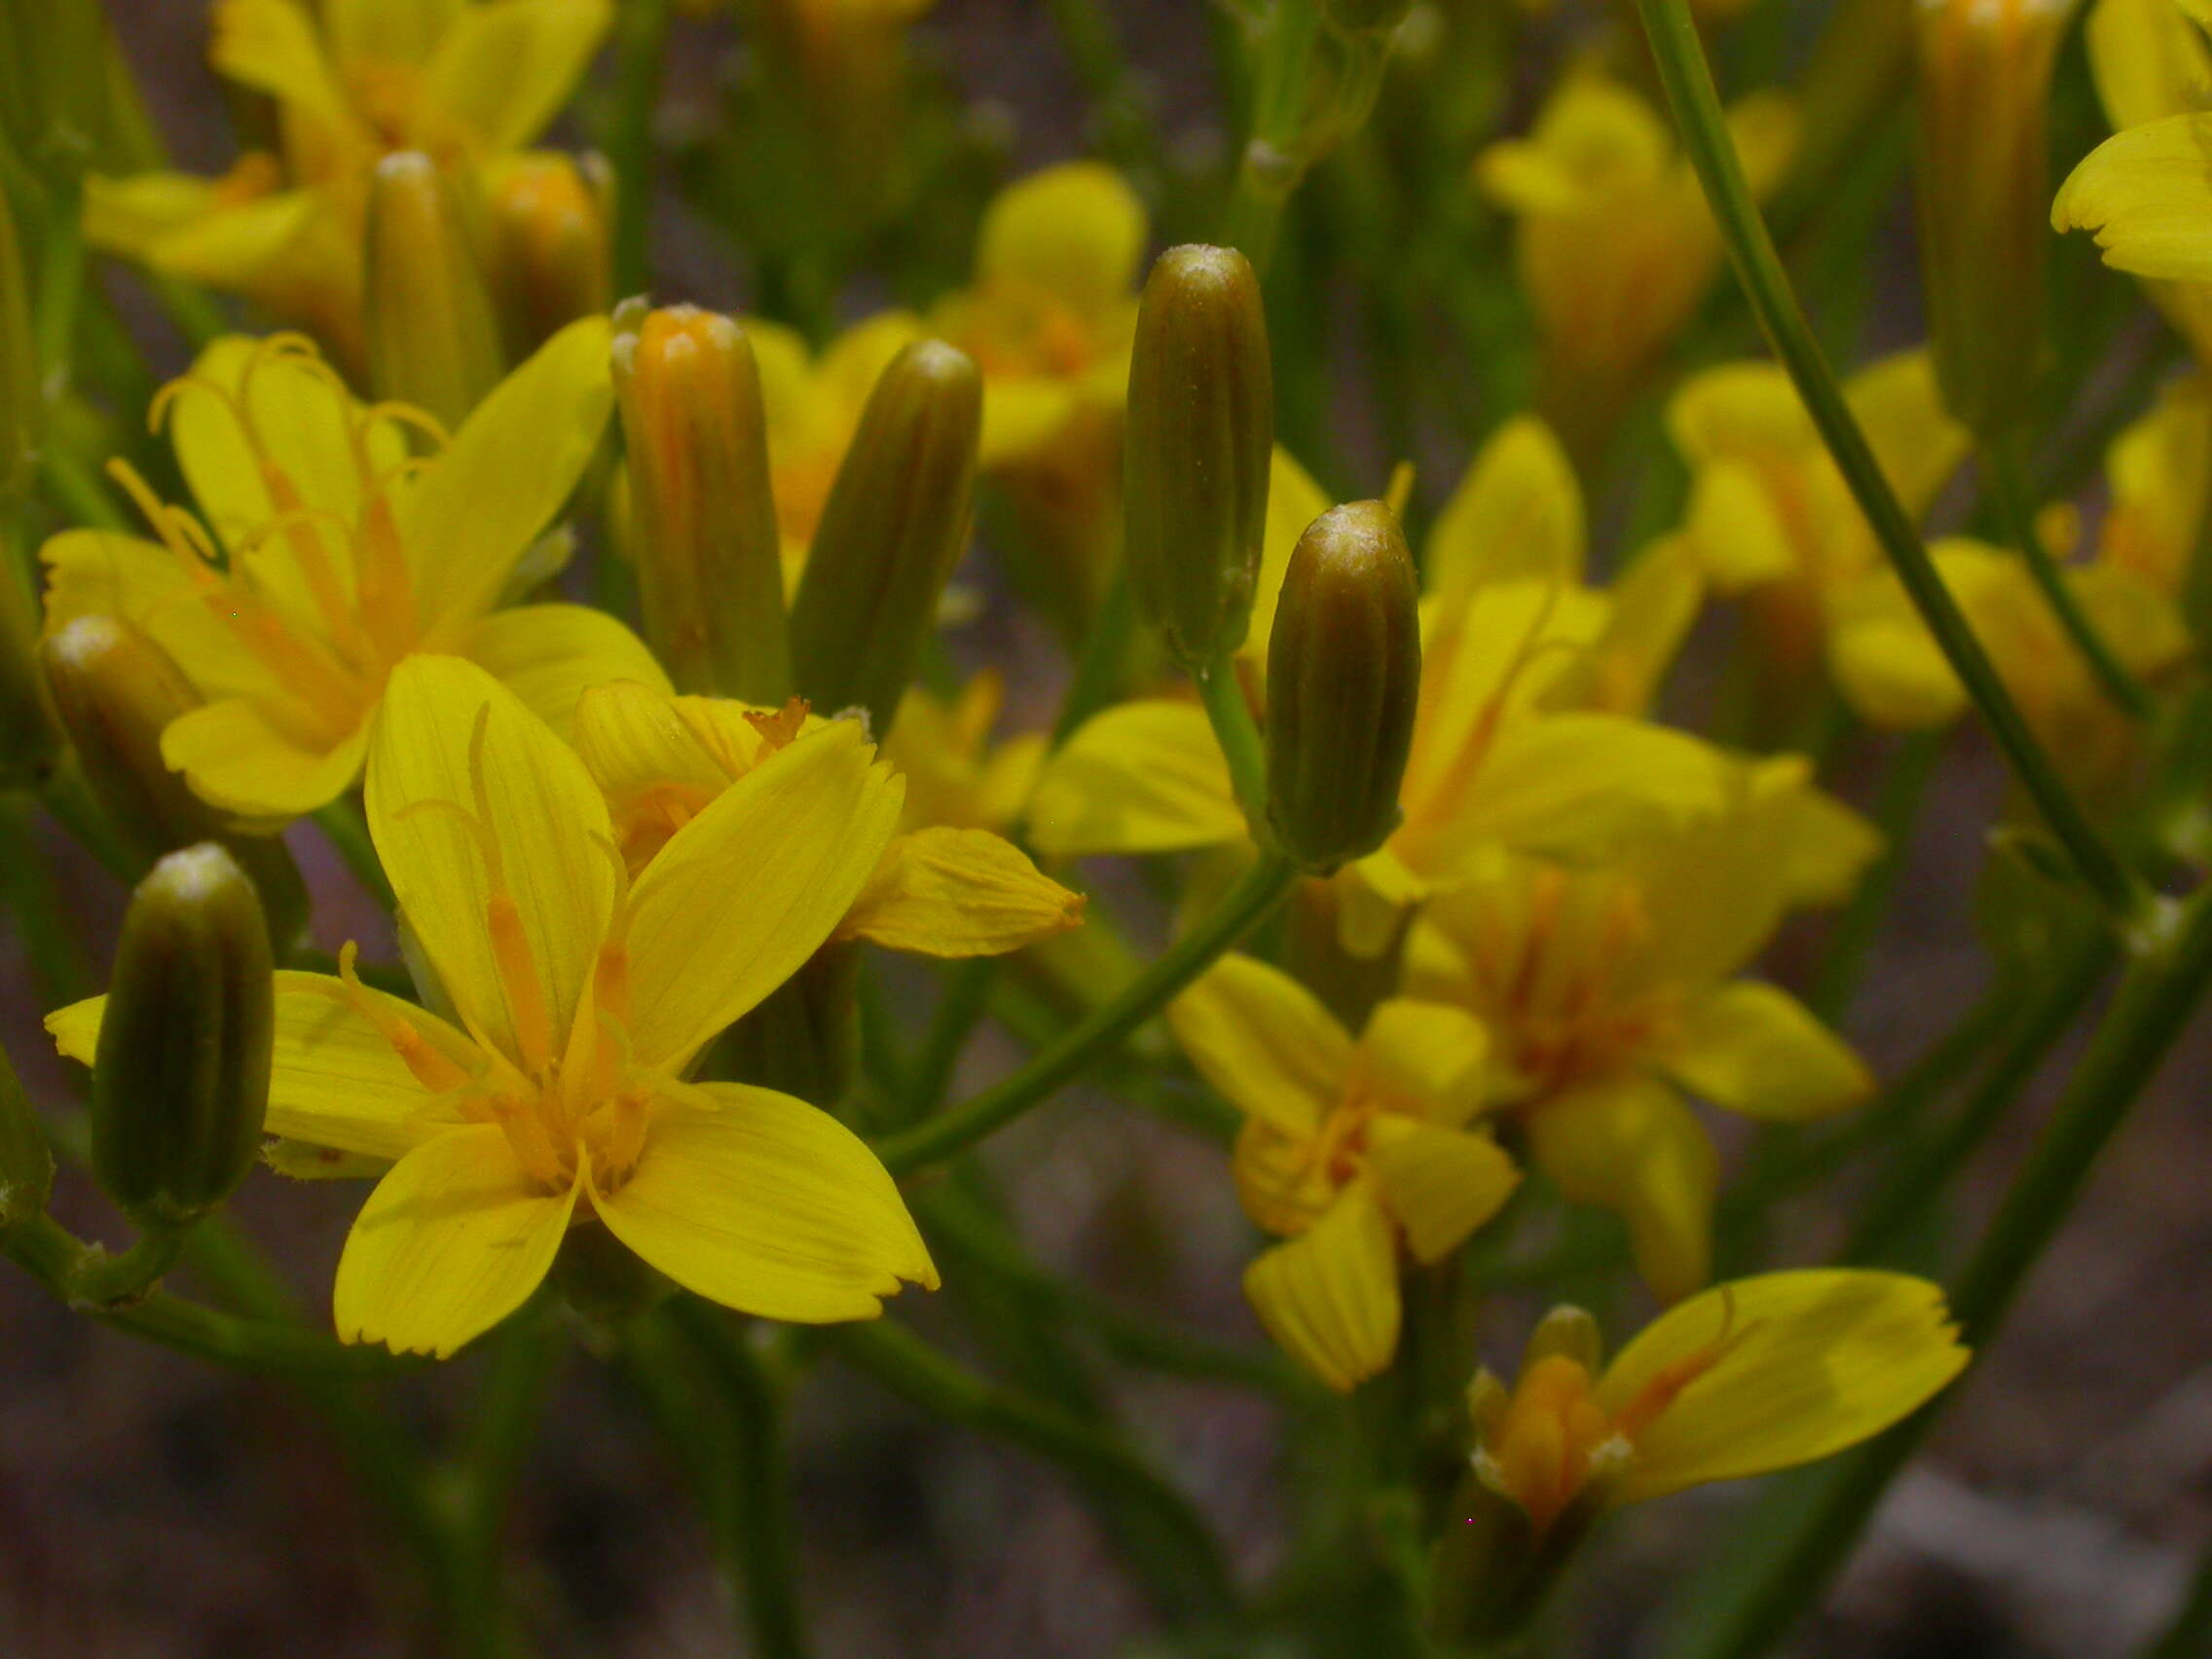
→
(2, 1, 2210, 1655)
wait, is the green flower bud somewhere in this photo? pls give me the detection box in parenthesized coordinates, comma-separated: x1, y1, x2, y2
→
(366, 151, 505, 429)
(0, 558, 60, 790)
(92, 843, 274, 1227)
(40, 614, 307, 942)
(0, 1040, 54, 1229)
(789, 339, 982, 739)
(485, 153, 613, 360)
(1263, 500, 1420, 873)
(1124, 244, 1274, 670)
(613, 303, 791, 702)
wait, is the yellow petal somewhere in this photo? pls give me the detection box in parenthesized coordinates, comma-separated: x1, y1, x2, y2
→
(1243, 446, 1337, 666)
(40, 531, 279, 703)
(571, 679, 758, 805)
(1825, 571, 1968, 728)
(1243, 1182, 1401, 1392)
(212, 0, 355, 136)
(402, 315, 614, 632)
(977, 162, 1148, 322)
(1595, 1270, 1969, 1505)
(334, 1124, 578, 1358)
(1332, 845, 1429, 958)
(1848, 350, 1969, 526)
(325, 0, 462, 65)
(1666, 981, 1873, 1122)
(366, 655, 615, 1069)
(129, 190, 327, 295)
(1366, 1119, 1519, 1264)
(1556, 534, 1707, 715)
(1683, 459, 1799, 591)
(1024, 700, 1242, 858)
(1528, 1078, 1717, 1304)
(456, 603, 672, 742)
(1427, 416, 1586, 601)
(2053, 113, 2212, 283)
(413, 0, 613, 153)
(162, 696, 373, 819)
(1168, 953, 1352, 1136)
(2088, 0, 2212, 129)
(621, 718, 903, 1070)
(1351, 998, 1492, 1124)
(593, 1081, 936, 1321)
(836, 828, 1085, 957)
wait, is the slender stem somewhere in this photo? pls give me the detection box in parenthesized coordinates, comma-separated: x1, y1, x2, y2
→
(1197, 656, 1270, 838)
(893, 955, 996, 1127)
(673, 1302, 811, 1659)
(606, 0, 674, 298)
(40, 442, 127, 531)
(1806, 731, 1943, 1022)
(1671, 890, 2212, 1659)
(1051, 571, 1138, 748)
(439, 1317, 558, 1659)
(1222, 0, 1324, 272)
(34, 162, 86, 404)
(315, 798, 396, 911)
(2141, 1542, 2212, 1659)
(1633, 0, 2145, 928)
(830, 1318, 1238, 1625)
(1983, 440, 2156, 719)
(874, 853, 1296, 1174)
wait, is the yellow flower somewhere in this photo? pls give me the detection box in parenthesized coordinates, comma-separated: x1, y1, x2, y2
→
(85, 0, 611, 371)
(569, 679, 1083, 959)
(1169, 954, 1518, 1390)
(49, 655, 937, 1356)
(40, 320, 663, 821)
(1667, 350, 1969, 674)
(749, 310, 931, 583)
(1404, 760, 1879, 1300)
(1827, 537, 2189, 790)
(1028, 424, 1736, 954)
(2098, 373, 2212, 594)
(933, 162, 1147, 469)
(1475, 69, 1797, 437)
(1467, 1271, 1967, 1530)
(879, 670, 1049, 835)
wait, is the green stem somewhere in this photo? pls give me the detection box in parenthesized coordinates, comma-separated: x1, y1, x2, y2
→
(1197, 656, 1270, 838)
(315, 798, 396, 911)
(1806, 731, 1943, 1022)
(39, 442, 127, 531)
(874, 853, 1296, 1174)
(1633, 0, 2144, 929)
(673, 1302, 811, 1659)
(830, 1319, 1238, 1625)
(1984, 439, 2156, 720)
(440, 1317, 558, 1659)
(1222, 0, 1324, 271)
(64, 1215, 186, 1306)
(34, 162, 85, 402)
(2141, 1544, 2212, 1659)
(1671, 889, 2212, 1659)
(606, 0, 675, 298)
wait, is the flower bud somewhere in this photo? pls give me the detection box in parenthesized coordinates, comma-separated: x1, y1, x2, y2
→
(613, 303, 792, 703)
(789, 339, 982, 738)
(92, 843, 274, 1227)
(1915, 0, 2073, 439)
(41, 614, 307, 940)
(0, 181, 39, 495)
(0, 563, 60, 790)
(1124, 245, 1274, 670)
(0, 1040, 54, 1229)
(1264, 501, 1420, 873)
(485, 153, 613, 359)
(365, 150, 505, 428)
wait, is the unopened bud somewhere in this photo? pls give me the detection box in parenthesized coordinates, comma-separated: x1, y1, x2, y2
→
(1124, 245, 1274, 670)
(485, 153, 613, 358)
(41, 615, 306, 939)
(92, 843, 274, 1227)
(1915, 0, 2072, 439)
(613, 303, 791, 702)
(366, 151, 504, 428)
(0, 182, 38, 494)
(0, 1040, 53, 1229)
(1264, 501, 1420, 873)
(789, 339, 982, 738)
(0, 564, 59, 789)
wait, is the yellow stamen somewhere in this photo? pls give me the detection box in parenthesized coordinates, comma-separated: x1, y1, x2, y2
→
(328, 940, 473, 1093)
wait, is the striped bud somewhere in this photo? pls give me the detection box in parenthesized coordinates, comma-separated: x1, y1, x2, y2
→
(366, 151, 505, 428)
(92, 844, 274, 1227)
(41, 615, 306, 940)
(1264, 501, 1420, 873)
(614, 303, 792, 702)
(789, 339, 982, 739)
(0, 1040, 53, 1229)
(485, 152, 613, 358)
(1124, 244, 1274, 670)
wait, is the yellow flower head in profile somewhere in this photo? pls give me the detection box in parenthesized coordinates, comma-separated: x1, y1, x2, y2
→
(879, 670, 1050, 836)
(1029, 424, 1735, 955)
(1667, 350, 1969, 670)
(933, 163, 1148, 468)
(570, 680, 1084, 959)
(51, 656, 939, 1357)
(86, 0, 612, 371)
(1170, 954, 1519, 1390)
(1405, 761, 1880, 1301)
(1464, 1272, 1967, 1533)
(1475, 69, 1797, 421)
(1827, 537, 2190, 790)
(41, 319, 664, 821)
